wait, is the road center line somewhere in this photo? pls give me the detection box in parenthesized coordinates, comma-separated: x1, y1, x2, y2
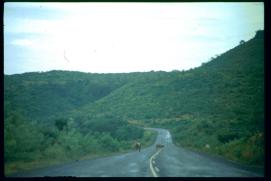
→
(149, 148, 162, 177)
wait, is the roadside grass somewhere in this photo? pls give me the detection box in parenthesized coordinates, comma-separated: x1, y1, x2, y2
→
(171, 126, 264, 167)
(5, 129, 157, 176)
(141, 116, 264, 168)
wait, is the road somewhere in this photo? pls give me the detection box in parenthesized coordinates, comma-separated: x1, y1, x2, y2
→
(10, 128, 263, 177)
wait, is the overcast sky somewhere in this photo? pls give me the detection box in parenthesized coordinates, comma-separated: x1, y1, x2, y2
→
(4, 2, 264, 75)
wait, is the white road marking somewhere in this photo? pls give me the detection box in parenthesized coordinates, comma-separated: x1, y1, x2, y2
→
(149, 148, 162, 177)
(152, 160, 155, 164)
(129, 169, 138, 173)
(155, 166, 160, 172)
(129, 162, 138, 173)
(129, 162, 137, 167)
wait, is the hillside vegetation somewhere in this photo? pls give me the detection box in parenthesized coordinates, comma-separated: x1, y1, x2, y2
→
(4, 30, 264, 174)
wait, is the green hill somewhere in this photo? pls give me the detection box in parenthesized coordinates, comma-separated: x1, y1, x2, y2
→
(4, 30, 264, 173)
(72, 31, 263, 124)
(4, 71, 131, 121)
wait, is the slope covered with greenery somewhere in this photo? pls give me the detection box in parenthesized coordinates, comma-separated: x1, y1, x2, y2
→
(4, 30, 264, 174)
(77, 32, 263, 123)
(5, 71, 136, 121)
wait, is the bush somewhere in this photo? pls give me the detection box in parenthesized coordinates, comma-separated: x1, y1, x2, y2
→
(43, 143, 67, 160)
(216, 132, 264, 165)
(4, 113, 44, 163)
(99, 133, 120, 152)
(217, 132, 240, 144)
(114, 125, 143, 141)
(55, 118, 68, 131)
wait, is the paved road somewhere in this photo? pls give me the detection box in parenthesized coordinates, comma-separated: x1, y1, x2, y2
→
(10, 128, 263, 177)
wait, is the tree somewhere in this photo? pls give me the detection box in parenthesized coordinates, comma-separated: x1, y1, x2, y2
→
(239, 40, 245, 45)
(55, 118, 68, 131)
(99, 133, 119, 152)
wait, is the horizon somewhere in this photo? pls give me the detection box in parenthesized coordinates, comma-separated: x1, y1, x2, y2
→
(4, 29, 263, 76)
(4, 2, 264, 75)
(4, 30, 263, 76)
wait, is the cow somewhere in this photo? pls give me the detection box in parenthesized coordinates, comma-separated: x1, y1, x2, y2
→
(156, 144, 165, 151)
(134, 141, 141, 152)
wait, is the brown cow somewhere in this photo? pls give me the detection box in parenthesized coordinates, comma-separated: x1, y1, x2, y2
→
(134, 141, 141, 152)
(156, 144, 164, 151)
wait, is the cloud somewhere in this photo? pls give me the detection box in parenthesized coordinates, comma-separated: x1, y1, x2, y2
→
(11, 39, 33, 46)
(4, 2, 264, 74)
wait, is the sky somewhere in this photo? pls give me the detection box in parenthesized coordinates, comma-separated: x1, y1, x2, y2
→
(4, 2, 264, 75)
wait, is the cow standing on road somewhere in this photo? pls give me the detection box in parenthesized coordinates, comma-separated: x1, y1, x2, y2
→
(134, 141, 141, 152)
(156, 144, 164, 151)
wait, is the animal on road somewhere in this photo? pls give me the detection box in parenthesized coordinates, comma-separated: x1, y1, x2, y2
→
(134, 141, 141, 152)
(156, 144, 165, 150)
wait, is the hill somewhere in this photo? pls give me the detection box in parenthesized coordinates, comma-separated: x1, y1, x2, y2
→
(72, 30, 263, 123)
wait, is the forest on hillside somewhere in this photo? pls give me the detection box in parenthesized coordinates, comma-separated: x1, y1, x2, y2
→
(4, 31, 264, 174)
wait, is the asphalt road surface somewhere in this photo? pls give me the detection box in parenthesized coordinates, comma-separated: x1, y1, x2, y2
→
(10, 128, 263, 177)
